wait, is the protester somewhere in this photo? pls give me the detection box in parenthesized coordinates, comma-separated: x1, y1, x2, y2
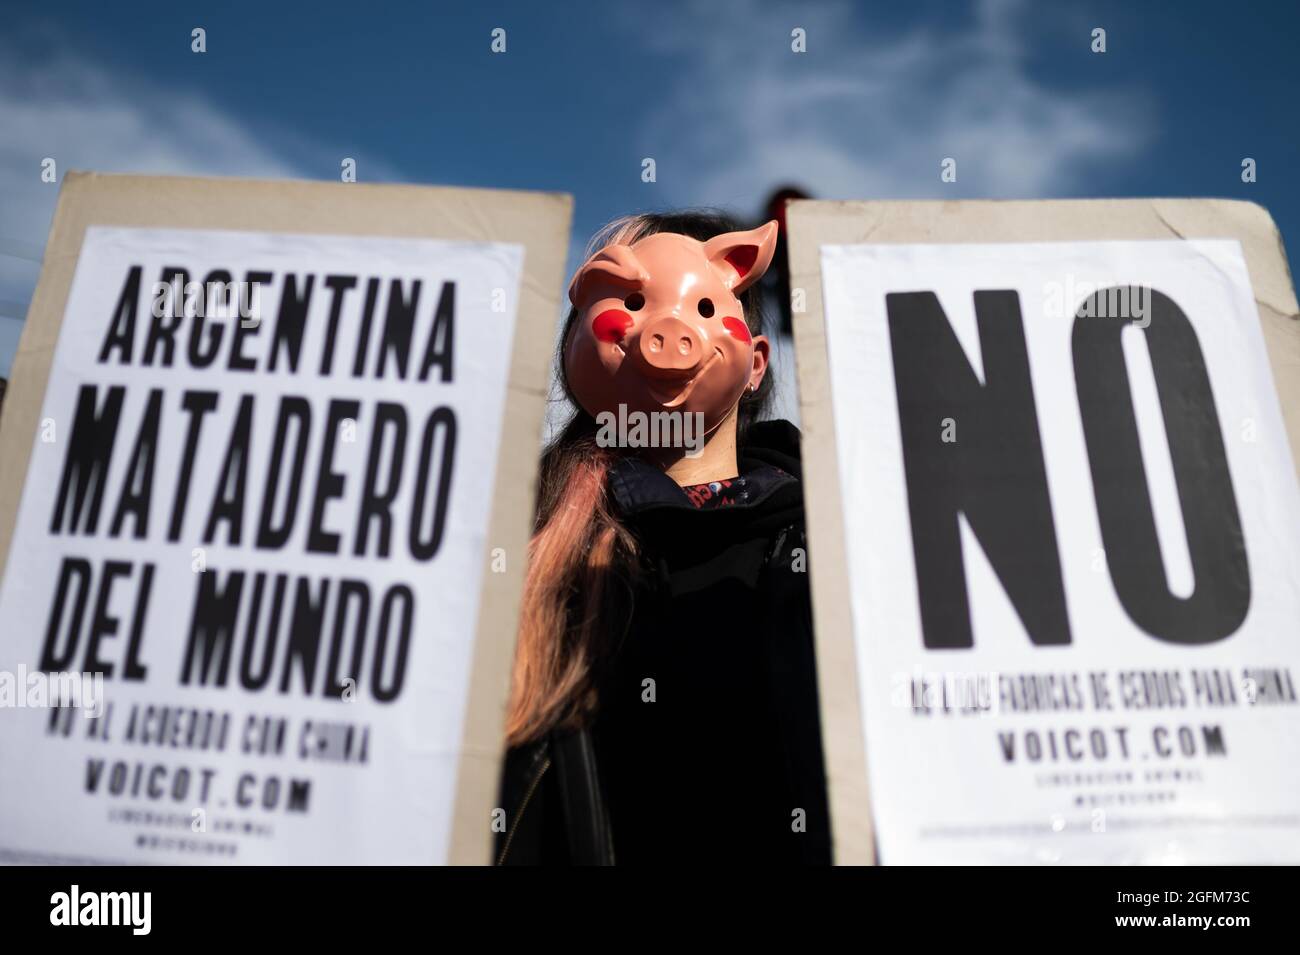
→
(495, 210, 831, 865)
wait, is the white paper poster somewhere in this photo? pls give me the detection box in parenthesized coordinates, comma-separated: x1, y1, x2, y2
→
(0, 226, 521, 864)
(821, 239, 1300, 864)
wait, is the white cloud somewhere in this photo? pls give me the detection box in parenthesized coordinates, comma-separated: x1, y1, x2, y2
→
(628, 0, 1153, 208)
(0, 34, 399, 375)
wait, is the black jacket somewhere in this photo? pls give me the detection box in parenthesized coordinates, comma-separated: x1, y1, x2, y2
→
(494, 420, 832, 865)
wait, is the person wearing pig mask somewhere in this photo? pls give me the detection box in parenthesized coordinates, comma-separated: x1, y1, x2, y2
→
(495, 211, 831, 865)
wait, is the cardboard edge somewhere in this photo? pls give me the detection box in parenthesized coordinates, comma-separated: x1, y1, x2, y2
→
(785, 199, 877, 866)
(445, 198, 573, 866)
(0, 173, 94, 584)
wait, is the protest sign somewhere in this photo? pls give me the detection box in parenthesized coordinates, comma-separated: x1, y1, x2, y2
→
(789, 199, 1300, 864)
(0, 173, 572, 864)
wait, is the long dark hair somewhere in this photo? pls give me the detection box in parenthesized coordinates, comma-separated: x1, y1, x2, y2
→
(505, 210, 775, 746)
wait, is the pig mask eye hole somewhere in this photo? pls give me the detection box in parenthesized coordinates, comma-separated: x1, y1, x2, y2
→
(697, 298, 715, 318)
(624, 292, 645, 311)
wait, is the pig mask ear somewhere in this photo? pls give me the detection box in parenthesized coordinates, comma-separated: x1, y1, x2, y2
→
(702, 220, 779, 293)
(567, 243, 650, 307)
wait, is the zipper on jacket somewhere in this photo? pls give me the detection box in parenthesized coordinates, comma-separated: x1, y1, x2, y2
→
(495, 755, 551, 865)
(766, 524, 794, 566)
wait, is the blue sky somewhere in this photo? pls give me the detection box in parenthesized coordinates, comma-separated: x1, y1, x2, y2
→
(1, 0, 1296, 383)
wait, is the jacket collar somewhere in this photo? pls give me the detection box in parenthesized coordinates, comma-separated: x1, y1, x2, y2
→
(608, 455, 796, 518)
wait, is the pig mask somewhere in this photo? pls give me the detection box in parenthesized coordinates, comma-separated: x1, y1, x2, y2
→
(564, 221, 777, 438)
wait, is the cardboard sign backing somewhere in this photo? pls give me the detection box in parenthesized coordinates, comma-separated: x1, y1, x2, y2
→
(788, 199, 1300, 864)
(0, 173, 572, 864)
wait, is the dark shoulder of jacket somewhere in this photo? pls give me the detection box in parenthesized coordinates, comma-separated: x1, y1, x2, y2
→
(494, 735, 566, 865)
(739, 418, 803, 479)
(494, 728, 615, 865)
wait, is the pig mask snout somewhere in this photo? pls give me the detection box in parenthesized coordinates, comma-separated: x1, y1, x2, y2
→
(638, 315, 710, 379)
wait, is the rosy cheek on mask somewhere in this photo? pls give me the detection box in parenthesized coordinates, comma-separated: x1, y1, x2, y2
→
(722, 316, 751, 344)
(592, 309, 633, 344)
